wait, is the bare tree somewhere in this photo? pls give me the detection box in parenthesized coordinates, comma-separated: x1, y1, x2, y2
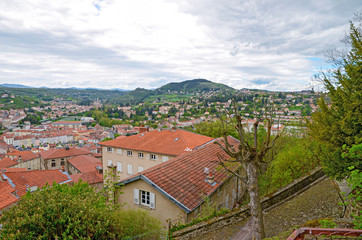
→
(215, 100, 279, 240)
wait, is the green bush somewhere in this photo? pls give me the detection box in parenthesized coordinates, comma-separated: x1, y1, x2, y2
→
(0, 181, 163, 240)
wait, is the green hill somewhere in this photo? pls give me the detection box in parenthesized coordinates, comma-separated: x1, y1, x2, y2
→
(158, 79, 234, 92)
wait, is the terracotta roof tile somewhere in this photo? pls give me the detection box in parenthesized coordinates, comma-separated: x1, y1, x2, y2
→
(68, 155, 102, 173)
(71, 171, 103, 184)
(4, 170, 72, 197)
(0, 181, 18, 210)
(40, 147, 91, 160)
(100, 129, 214, 156)
(122, 136, 239, 211)
(0, 157, 17, 168)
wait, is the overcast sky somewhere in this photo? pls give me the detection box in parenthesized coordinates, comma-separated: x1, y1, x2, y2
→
(0, 1, 359, 91)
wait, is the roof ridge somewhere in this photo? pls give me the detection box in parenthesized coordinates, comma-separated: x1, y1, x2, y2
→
(178, 130, 189, 150)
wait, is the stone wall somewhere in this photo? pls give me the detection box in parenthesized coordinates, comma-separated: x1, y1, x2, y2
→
(172, 167, 325, 240)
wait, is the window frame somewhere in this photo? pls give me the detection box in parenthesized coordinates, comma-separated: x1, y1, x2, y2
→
(127, 150, 133, 156)
(138, 152, 144, 158)
(150, 154, 157, 160)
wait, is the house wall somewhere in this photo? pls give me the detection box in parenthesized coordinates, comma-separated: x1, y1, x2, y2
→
(118, 179, 187, 227)
(186, 175, 244, 223)
(102, 146, 175, 181)
(11, 158, 41, 170)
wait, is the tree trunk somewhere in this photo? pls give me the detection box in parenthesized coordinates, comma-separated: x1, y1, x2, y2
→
(246, 159, 265, 240)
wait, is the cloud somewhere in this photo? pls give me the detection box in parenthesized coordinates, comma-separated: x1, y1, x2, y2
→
(0, 0, 360, 91)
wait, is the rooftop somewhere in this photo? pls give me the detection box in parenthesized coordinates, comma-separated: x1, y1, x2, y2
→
(100, 129, 214, 156)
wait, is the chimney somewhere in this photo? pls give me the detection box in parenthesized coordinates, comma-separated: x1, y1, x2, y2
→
(65, 146, 70, 150)
(206, 173, 215, 184)
(61, 165, 65, 172)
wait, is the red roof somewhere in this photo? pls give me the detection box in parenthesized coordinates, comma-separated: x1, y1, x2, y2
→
(0, 157, 18, 168)
(0, 181, 18, 210)
(100, 129, 214, 156)
(122, 136, 240, 211)
(71, 171, 103, 184)
(4, 170, 72, 197)
(67, 155, 102, 173)
(0, 168, 27, 172)
(40, 147, 91, 160)
(7, 150, 39, 161)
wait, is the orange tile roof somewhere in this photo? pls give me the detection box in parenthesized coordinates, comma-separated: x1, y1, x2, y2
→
(0, 181, 18, 210)
(7, 150, 39, 161)
(40, 147, 91, 160)
(120, 136, 240, 212)
(0, 157, 18, 168)
(67, 155, 102, 173)
(4, 170, 72, 197)
(100, 129, 214, 156)
(0, 168, 27, 172)
(71, 171, 103, 185)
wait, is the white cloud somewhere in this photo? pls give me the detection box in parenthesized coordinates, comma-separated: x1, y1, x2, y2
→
(0, 0, 360, 91)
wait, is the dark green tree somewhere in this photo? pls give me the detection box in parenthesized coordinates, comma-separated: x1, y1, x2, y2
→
(308, 15, 362, 179)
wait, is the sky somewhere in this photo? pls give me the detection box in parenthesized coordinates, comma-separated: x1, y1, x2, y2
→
(0, 1, 360, 91)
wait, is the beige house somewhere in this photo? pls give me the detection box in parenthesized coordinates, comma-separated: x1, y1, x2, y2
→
(40, 147, 92, 171)
(99, 129, 213, 181)
(5, 150, 41, 170)
(116, 137, 244, 226)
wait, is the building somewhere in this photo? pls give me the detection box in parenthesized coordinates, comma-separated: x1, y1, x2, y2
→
(116, 137, 244, 226)
(5, 149, 41, 170)
(40, 147, 92, 171)
(0, 169, 73, 213)
(52, 121, 82, 129)
(100, 129, 214, 181)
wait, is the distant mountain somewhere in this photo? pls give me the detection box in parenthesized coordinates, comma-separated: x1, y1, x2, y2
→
(158, 79, 234, 92)
(0, 83, 31, 88)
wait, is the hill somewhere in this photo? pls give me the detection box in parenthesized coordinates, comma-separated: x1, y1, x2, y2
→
(0, 84, 31, 88)
(158, 79, 234, 92)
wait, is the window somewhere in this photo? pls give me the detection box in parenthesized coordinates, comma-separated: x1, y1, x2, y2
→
(107, 160, 113, 167)
(107, 147, 113, 153)
(138, 152, 144, 158)
(127, 150, 133, 156)
(51, 159, 56, 167)
(161, 156, 169, 162)
(138, 166, 144, 172)
(127, 164, 133, 175)
(117, 162, 122, 172)
(150, 154, 157, 160)
(61, 160, 65, 166)
(141, 190, 150, 206)
(134, 189, 155, 209)
(117, 149, 122, 155)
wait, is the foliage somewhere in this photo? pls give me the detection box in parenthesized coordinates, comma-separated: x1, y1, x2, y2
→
(0, 181, 163, 240)
(0, 181, 115, 239)
(158, 79, 234, 92)
(307, 16, 362, 179)
(259, 136, 321, 196)
(112, 209, 164, 239)
(342, 144, 362, 229)
(319, 219, 337, 228)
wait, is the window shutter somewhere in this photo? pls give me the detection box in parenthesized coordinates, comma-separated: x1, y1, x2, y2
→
(138, 166, 144, 172)
(107, 160, 112, 166)
(162, 156, 168, 162)
(134, 189, 139, 204)
(147, 154, 150, 159)
(150, 192, 155, 209)
(117, 162, 122, 172)
(127, 164, 133, 175)
(117, 149, 122, 155)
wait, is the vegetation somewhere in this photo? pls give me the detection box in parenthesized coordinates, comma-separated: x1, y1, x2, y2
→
(0, 181, 163, 240)
(158, 79, 234, 92)
(308, 16, 362, 180)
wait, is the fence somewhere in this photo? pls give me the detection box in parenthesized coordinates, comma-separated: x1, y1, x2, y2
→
(286, 228, 362, 240)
